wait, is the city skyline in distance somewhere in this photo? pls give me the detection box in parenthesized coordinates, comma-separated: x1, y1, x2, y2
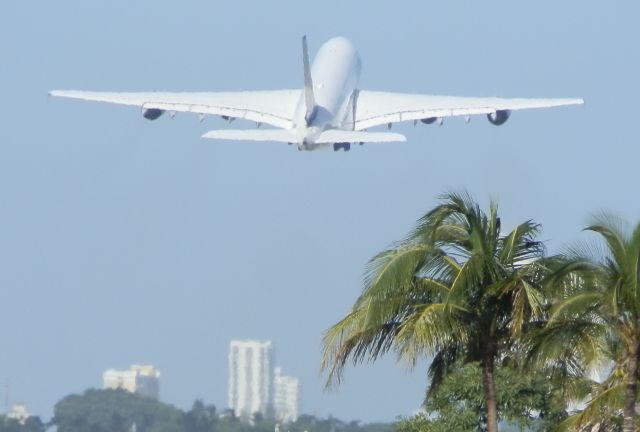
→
(103, 364, 161, 400)
(228, 340, 300, 423)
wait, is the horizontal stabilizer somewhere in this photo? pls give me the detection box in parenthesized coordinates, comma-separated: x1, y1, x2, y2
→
(316, 130, 406, 143)
(202, 129, 297, 142)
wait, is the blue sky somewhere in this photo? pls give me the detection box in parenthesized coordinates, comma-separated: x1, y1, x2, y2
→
(1, 0, 638, 423)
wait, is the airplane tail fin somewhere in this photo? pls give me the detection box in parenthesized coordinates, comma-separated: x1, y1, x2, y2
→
(302, 35, 317, 125)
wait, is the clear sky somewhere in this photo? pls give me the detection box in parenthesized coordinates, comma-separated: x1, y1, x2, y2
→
(1, 0, 639, 423)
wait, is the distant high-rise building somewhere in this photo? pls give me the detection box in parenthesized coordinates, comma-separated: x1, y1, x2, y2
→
(103, 364, 160, 400)
(228, 340, 274, 420)
(7, 404, 30, 425)
(273, 367, 300, 423)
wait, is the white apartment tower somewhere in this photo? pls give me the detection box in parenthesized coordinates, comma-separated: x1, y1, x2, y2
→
(7, 404, 30, 425)
(103, 364, 160, 400)
(228, 340, 274, 419)
(273, 367, 300, 423)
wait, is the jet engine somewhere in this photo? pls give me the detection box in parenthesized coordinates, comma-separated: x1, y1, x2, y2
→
(487, 110, 510, 126)
(143, 108, 164, 120)
(420, 117, 437, 124)
(333, 142, 351, 152)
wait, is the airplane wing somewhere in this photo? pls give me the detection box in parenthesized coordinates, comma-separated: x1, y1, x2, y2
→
(352, 91, 584, 130)
(49, 90, 302, 129)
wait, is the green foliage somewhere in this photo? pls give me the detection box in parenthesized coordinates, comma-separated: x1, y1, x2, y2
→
(183, 400, 218, 432)
(287, 415, 393, 432)
(52, 388, 186, 432)
(50, 388, 392, 432)
(395, 362, 567, 432)
(397, 411, 471, 432)
(0, 416, 46, 432)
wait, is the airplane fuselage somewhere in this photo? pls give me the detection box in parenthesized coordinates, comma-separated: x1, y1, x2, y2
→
(294, 37, 362, 150)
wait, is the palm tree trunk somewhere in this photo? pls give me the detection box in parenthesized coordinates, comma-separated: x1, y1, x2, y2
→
(481, 351, 499, 432)
(623, 341, 639, 432)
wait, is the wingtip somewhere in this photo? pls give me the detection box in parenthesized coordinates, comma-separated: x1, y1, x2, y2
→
(389, 132, 407, 142)
(49, 90, 68, 98)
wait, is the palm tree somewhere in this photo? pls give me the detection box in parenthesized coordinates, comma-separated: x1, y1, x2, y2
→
(321, 192, 547, 432)
(528, 214, 640, 431)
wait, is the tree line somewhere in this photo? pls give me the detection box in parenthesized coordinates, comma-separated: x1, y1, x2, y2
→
(322, 192, 640, 432)
(0, 388, 394, 432)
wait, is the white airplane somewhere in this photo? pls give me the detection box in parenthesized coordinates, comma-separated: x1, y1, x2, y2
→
(50, 36, 583, 152)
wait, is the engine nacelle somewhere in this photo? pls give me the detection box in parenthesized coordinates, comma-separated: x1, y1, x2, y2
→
(487, 110, 510, 126)
(143, 108, 164, 120)
(333, 142, 351, 152)
(420, 117, 437, 124)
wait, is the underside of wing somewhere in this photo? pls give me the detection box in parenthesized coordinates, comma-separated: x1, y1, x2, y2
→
(353, 91, 584, 130)
(49, 90, 302, 129)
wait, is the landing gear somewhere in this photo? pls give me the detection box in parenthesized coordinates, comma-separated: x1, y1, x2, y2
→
(333, 142, 351, 152)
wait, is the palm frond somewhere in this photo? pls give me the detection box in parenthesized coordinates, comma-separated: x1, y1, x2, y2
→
(557, 382, 624, 431)
(507, 279, 544, 336)
(425, 344, 462, 400)
(584, 213, 629, 273)
(414, 277, 451, 298)
(321, 306, 402, 388)
(395, 302, 467, 365)
(361, 244, 432, 301)
(444, 254, 483, 306)
(548, 293, 603, 322)
(527, 318, 609, 376)
(499, 221, 544, 266)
